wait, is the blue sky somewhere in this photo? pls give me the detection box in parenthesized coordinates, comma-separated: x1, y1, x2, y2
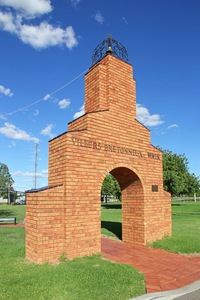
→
(0, 0, 199, 191)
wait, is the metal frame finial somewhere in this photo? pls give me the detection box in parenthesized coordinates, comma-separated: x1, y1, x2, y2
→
(92, 35, 129, 65)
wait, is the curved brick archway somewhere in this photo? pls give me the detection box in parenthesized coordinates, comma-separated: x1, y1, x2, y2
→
(26, 51, 171, 264)
(100, 163, 145, 244)
(110, 167, 145, 244)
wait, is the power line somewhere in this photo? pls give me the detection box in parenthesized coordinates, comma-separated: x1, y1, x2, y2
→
(0, 68, 89, 118)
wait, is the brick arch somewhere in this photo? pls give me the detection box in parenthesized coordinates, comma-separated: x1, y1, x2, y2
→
(99, 162, 144, 190)
(26, 52, 172, 264)
(100, 165, 145, 244)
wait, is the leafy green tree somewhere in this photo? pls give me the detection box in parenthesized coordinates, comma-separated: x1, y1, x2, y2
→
(101, 173, 121, 201)
(185, 173, 200, 197)
(159, 148, 200, 197)
(0, 162, 14, 199)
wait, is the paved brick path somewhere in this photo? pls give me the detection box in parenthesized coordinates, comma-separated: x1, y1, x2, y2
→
(101, 237, 200, 293)
(2, 224, 200, 294)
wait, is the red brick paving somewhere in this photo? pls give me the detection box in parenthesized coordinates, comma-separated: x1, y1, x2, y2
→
(101, 237, 200, 293)
(2, 224, 200, 293)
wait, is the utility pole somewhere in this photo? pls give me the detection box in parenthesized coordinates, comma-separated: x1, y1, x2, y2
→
(34, 143, 38, 189)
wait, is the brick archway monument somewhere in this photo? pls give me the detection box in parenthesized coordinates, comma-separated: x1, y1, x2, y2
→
(26, 36, 171, 264)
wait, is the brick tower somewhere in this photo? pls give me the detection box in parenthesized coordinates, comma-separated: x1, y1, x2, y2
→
(26, 36, 171, 263)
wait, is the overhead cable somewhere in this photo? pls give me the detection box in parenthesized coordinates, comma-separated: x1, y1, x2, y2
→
(0, 68, 89, 118)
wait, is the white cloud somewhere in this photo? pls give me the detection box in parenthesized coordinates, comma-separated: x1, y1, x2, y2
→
(41, 169, 48, 176)
(0, 114, 6, 120)
(41, 124, 55, 139)
(64, 26, 78, 49)
(70, 0, 81, 7)
(95, 12, 104, 24)
(0, 11, 16, 32)
(136, 104, 164, 127)
(12, 169, 48, 178)
(167, 124, 179, 129)
(8, 140, 16, 147)
(0, 0, 52, 17)
(0, 84, 14, 96)
(58, 98, 71, 109)
(122, 17, 128, 25)
(0, 122, 39, 143)
(0, 2, 78, 50)
(73, 104, 84, 119)
(34, 109, 39, 116)
(12, 169, 48, 190)
(44, 93, 51, 100)
(19, 23, 78, 50)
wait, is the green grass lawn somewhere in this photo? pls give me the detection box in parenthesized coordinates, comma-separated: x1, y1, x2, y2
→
(150, 202, 200, 254)
(101, 202, 122, 239)
(101, 201, 200, 254)
(1, 200, 200, 299)
(1, 201, 200, 255)
(0, 205, 145, 300)
(0, 204, 26, 223)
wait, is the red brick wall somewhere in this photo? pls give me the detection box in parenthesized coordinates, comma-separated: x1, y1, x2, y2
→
(26, 53, 171, 263)
(26, 185, 65, 263)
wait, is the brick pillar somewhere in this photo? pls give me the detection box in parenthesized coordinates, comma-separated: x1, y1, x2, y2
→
(85, 54, 136, 118)
(26, 185, 65, 263)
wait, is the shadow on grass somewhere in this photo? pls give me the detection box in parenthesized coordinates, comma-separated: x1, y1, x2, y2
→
(101, 204, 122, 209)
(0, 210, 15, 217)
(171, 203, 182, 207)
(101, 221, 122, 240)
(172, 212, 200, 216)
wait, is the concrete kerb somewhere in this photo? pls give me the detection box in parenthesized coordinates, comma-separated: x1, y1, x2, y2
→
(131, 280, 200, 300)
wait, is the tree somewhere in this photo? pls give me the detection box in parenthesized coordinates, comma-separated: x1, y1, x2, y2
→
(101, 173, 121, 201)
(185, 173, 200, 197)
(159, 148, 200, 197)
(0, 162, 14, 199)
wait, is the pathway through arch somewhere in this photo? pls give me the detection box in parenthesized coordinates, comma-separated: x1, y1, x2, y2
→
(101, 237, 200, 293)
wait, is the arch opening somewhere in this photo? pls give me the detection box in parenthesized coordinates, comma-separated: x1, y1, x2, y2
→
(101, 173, 122, 240)
(101, 167, 145, 245)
